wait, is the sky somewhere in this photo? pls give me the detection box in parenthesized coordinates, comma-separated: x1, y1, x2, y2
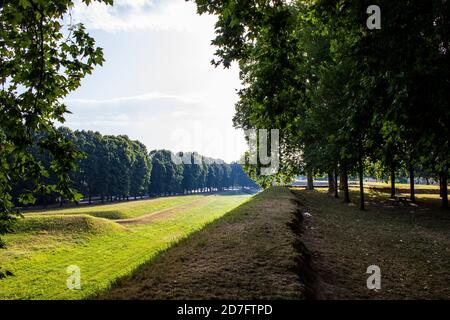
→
(64, 0, 247, 163)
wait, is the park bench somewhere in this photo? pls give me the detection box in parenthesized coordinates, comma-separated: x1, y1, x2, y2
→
(391, 195, 410, 206)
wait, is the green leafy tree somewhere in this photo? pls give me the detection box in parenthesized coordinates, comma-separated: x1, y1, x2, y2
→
(0, 0, 111, 246)
(149, 150, 184, 196)
(193, 0, 449, 209)
(130, 141, 151, 199)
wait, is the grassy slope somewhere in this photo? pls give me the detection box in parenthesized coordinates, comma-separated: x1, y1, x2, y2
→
(0, 194, 249, 300)
(99, 187, 303, 300)
(3, 184, 446, 300)
(26, 195, 205, 220)
(292, 186, 450, 299)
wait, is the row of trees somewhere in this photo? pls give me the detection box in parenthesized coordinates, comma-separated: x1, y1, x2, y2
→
(12, 128, 258, 206)
(194, 0, 450, 209)
(149, 150, 256, 197)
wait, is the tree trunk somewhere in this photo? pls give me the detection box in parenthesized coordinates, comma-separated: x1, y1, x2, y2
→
(101, 195, 104, 204)
(340, 173, 346, 191)
(343, 167, 350, 203)
(409, 166, 416, 202)
(359, 157, 365, 210)
(328, 171, 335, 194)
(306, 171, 314, 190)
(88, 194, 92, 205)
(390, 165, 396, 199)
(441, 172, 448, 209)
(334, 171, 339, 198)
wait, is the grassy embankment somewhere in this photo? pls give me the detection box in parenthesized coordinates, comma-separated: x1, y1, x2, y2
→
(101, 183, 450, 300)
(2, 183, 448, 300)
(99, 187, 303, 300)
(0, 193, 250, 300)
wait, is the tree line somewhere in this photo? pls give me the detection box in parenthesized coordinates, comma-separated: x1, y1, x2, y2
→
(194, 0, 450, 209)
(11, 128, 259, 206)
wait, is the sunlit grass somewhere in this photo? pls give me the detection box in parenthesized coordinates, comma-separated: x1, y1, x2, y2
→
(0, 194, 251, 300)
(26, 195, 204, 220)
(346, 183, 443, 206)
(365, 181, 439, 190)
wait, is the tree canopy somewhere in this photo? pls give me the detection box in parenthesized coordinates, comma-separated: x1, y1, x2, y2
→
(10, 128, 258, 207)
(193, 0, 450, 209)
(0, 0, 112, 246)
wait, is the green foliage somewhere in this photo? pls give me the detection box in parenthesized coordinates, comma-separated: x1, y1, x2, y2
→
(148, 150, 257, 196)
(193, 0, 450, 206)
(0, 0, 112, 244)
(149, 150, 184, 195)
(15, 128, 257, 205)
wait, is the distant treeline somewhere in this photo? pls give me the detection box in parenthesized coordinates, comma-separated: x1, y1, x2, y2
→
(12, 128, 259, 206)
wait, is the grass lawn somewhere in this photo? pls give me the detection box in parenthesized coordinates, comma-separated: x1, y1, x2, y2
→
(2, 184, 448, 300)
(0, 193, 250, 300)
(25, 195, 206, 220)
(292, 185, 450, 299)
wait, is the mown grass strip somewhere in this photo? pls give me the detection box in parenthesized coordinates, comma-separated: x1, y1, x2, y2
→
(0, 194, 249, 300)
(26, 195, 205, 220)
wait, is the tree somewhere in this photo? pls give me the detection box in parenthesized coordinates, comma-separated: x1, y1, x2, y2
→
(0, 0, 111, 246)
(181, 152, 206, 194)
(148, 150, 184, 196)
(193, 0, 449, 210)
(230, 163, 258, 188)
(72, 130, 104, 204)
(130, 141, 151, 199)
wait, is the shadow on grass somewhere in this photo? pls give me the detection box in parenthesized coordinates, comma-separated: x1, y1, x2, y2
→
(88, 192, 260, 300)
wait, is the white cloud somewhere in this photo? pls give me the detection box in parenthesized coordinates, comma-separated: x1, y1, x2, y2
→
(71, 0, 216, 32)
(65, 91, 203, 106)
(65, 93, 247, 162)
(63, 0, 248, 162)
(114, 0, 154, 9)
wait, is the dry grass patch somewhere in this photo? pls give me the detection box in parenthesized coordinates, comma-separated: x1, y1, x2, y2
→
(291, 187, 450, 299)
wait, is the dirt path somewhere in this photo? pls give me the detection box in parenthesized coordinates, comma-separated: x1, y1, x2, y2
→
(97, 187, 305, 300)
(116, 197, 214, 225)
